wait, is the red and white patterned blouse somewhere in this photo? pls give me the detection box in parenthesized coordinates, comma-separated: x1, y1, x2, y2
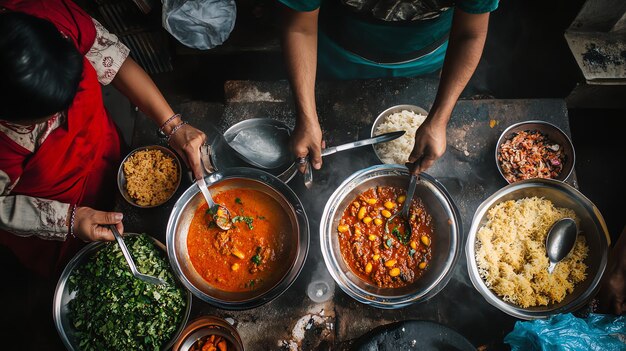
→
(0, 18, 129, 240)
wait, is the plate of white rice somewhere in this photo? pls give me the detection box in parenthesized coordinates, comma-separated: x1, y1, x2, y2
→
(371, 105, 428, 164)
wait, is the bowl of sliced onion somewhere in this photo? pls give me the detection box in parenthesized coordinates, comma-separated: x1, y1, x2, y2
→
(495, 120, 575, 184)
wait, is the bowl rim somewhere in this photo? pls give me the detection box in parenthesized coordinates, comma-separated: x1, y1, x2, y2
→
(172, 315, 244, 351)
(465, 178, 610, 320)
(370, 104, 429, 165)
(118, 145, 183, 208)
(166, 167, 310, 310)
(494, 120, 576, 184)
(320, 164, 462, 309)
(53, 233, 192, 351)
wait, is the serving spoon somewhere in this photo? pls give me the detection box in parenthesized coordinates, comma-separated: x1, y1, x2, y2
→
(545, 217, 578, 274)
(303, 131, 405, 188)
(385, 172, 419, 236)
(197, 146, 232, 230)
(197, 177, 232, 231)
(109, 225, 168, 286)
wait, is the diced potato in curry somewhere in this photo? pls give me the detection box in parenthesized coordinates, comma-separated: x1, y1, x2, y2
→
(337, 186, 434, 288)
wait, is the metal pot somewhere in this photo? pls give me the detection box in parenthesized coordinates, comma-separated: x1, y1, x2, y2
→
(466, 178, 609, 319)
(53, 234, 192, 351)
(320, 165, 462, 309)
(172, 316, 244, 351)
(166, 167, 309, 310)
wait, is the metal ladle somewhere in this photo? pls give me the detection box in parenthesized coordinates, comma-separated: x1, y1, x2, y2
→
(109, 225, 167, 286)
(385, 172, 419, 236)
(196, 178, 232, 230)
(546, 217, 578, 274)
(197, 148, 232, 231)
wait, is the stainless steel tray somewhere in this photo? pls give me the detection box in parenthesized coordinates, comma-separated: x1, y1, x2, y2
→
(53, 234, 192, 351)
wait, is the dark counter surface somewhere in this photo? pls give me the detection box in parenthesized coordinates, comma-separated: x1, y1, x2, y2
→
(122, 77, 573, 350)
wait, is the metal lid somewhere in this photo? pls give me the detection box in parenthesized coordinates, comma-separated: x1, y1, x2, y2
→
(211, 118, 298, 183)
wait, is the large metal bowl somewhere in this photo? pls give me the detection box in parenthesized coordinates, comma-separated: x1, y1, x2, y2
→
(320, 164, 462, 309)
(53, 234, 192, 351)
(166, 167, 309, 310)
(495, 120, 575, 184)
(466, 179, 610, 319)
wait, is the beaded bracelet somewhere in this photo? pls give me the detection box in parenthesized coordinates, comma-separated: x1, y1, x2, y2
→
(68, 204, 77, 239)
(157, 113, 182, 138)
(167, 121, 188, 143)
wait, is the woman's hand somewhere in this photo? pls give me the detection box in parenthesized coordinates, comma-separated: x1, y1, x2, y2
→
(291, 116, 324, 173)
(168, 124, 207, 180)
(408, 116, 447, 174)
(72, 207, 123, 242)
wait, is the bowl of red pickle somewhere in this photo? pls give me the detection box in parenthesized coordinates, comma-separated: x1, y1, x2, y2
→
(496, 120, 575, 184)
(172, 316, 243, 351)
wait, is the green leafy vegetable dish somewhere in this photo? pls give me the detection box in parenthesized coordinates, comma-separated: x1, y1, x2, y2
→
(68, 234, 187, 351)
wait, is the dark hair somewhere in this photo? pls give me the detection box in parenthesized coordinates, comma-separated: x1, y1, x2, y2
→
(0, 12, 83, 122)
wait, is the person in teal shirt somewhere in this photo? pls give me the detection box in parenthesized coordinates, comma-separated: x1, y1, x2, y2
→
(279, 0, 499, 174)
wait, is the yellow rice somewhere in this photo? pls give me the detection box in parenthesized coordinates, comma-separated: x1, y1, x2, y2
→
(475, 197, 588, 307)
(123, 149, 178, 206)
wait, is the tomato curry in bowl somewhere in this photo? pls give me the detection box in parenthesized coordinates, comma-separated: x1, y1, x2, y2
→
(167, 168, 309, 310)
(337, 186, 434, 288)
(320, 165, 462, 309)
(187, 188, 292, 292)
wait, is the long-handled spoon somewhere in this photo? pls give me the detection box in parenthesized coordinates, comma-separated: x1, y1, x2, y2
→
(197, 177, 232, 230)
(303, 131, 405, 188)
(109, 225, 167, 286)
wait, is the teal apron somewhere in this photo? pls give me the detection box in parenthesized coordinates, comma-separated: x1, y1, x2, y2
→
(317, 0, 453, 79)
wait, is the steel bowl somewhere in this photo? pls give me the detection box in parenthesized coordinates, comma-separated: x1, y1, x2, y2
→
(466, 178, 610, 319)
(320, 164, 462, 309)
(495, 120, 576, 184)
(118, 145, 182, 208)
(211, 118, 298, 183)
(370, 104, 429, 164)
(172, 316, 244, 351)
(166, 167, 309, 310)
(53, 234, 192, 351)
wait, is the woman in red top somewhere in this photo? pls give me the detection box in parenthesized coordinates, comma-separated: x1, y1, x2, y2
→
(0, 0, 208, 278)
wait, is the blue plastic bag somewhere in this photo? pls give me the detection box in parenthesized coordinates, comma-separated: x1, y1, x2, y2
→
(504, 313, 626, 351)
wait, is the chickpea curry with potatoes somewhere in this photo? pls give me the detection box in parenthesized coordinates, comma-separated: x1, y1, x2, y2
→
(338, 186, 434, 288)
(187, 188, 292, 292)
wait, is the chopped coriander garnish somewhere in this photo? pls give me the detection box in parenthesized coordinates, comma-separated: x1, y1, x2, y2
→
(235, 197, 242, 204)
(232, 215, 254, 230)
(257, 215, 266, 220)
(392, 226, 410, 245)
(251, 254, 262, 265)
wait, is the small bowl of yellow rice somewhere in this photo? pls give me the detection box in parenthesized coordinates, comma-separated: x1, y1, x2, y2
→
(118, 145, 182, 208)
